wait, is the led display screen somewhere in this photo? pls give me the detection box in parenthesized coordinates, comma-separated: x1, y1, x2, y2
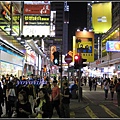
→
(106, 41, 120, 52)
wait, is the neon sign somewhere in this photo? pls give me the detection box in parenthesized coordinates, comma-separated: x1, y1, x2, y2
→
(106, 41, 120, 52)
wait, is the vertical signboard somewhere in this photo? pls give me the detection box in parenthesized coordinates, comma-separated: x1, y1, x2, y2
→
(92, 2, 112, 33)
(50, 46, 56, 62)
(75, 31, 94, 62)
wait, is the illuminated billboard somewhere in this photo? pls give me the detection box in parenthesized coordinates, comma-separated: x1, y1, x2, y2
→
(24, 15, 50, 25)
(74, 31, 94, 62)
(106, 41, 120, 52)
(92, 2, 112, 33)
(50, 46, 56, 62)
(23, 26, 50, 36)
(24, 1, 50, 15)
(50, 11, 56, 37)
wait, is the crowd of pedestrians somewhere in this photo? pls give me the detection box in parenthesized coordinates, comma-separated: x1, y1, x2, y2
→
(0, 74, 72, 118)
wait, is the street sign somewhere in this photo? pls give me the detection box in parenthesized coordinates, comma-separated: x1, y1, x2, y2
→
(65, 54, 72, 64)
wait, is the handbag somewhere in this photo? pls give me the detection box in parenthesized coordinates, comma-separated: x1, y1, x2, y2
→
(8, 95, 16, 102)
(8, 89, 16, 102)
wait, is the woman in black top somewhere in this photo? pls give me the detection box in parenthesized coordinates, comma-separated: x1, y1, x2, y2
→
(33, 88, 52, 118)
(16, 90, 32, 118)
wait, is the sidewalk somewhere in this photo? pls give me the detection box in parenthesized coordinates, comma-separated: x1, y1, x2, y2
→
(52, 97, 89, 118)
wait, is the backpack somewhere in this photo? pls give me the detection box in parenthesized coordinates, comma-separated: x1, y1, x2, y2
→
(116, 84, 120, 92)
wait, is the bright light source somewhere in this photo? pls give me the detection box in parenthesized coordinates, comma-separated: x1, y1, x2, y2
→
(17, 37, 21, 40)
(77, 29, 80, 31)
(75, 55, 79, 60)
(88, 3, 90, 6)
(20, 41, 25, 44)
(83, 29, 87, 32)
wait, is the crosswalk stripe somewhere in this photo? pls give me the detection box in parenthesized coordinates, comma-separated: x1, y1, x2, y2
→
(85, 106, 98, 118)
(99, 104, 119, 118)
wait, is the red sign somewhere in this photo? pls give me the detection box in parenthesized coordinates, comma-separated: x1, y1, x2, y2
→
(24, 4, 50, 15)
(65, 54, 72, 64)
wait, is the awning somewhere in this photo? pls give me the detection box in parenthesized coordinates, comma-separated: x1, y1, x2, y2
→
(26, 39, 46, 57)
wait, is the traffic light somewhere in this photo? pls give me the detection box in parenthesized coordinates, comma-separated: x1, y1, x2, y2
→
(81, 58, 87, 67)
(53, 51, 59, 66)
(74, 54, 81, 69)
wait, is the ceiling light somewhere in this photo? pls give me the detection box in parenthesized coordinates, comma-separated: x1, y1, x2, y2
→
(4, 27, 11, 32)
(11, 32, 17, 36)
(17, 37, 21, 40)
(20, 41, 25, 44)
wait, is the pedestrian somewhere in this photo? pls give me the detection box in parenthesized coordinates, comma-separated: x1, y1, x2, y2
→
(7, 82, 16, 117)
(15, 90, 32, 118)
(32, 88, 52, 118)
(27, 84, 36, 113)
(89, 78, 92, 91)
(109, 81, 115, 100)
(93, 79, 97, 91)
(60, 82, 71, 118)
(114, 78, 120, 108)
(103, 79, 110, 100)
(0, 83, 4, 117)
(50, 80, 61, 118)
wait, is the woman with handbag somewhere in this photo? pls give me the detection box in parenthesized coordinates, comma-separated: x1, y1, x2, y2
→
(7, 82, 16, 117)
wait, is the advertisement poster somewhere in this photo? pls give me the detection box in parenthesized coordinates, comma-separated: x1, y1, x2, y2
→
(92, 2, 112, 33)
(75, 31, 94, 62)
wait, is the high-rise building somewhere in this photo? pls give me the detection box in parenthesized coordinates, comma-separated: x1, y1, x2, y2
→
(51, 2, 69, 55)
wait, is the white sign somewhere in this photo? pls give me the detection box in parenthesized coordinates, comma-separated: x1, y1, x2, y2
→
(23, 26, 50, 36)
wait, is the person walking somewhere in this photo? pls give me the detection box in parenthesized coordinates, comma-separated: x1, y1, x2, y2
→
(103, 79, 110, 100)
(114, 78, 120, 108)
(109, 81, 115, 100)
(50, 80, 61, 118)
(89, 78, 92, 91)
(60, 82, 71, 118)
(7, 82, 16, 117)
(33, 88, 52, 118)
(0, 83, 4, 117)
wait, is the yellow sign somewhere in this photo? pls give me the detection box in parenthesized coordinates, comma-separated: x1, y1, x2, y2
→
(92, 2, 112, 33)
(24, 16, 49, 21)
(73, 31, 94, 62)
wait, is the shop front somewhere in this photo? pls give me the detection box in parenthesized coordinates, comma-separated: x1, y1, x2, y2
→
(23, 50, 36, 76)
(0, 46, 24, 77)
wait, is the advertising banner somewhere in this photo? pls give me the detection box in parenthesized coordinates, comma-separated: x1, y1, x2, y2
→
(23, 26, 50, 36)
(24, 4, 50, 15)
(106, 41, 120, 52)
(50, 46, 56, 62)
(92, 2, 112, 33)
(75, 31, 94, 62)
(24, 15, 50, 25)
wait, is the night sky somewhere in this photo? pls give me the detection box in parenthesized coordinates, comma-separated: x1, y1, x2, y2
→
(68, 2, 87, 50)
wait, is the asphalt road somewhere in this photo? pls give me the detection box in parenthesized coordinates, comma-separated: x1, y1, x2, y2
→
(73, 84, 120, 118)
